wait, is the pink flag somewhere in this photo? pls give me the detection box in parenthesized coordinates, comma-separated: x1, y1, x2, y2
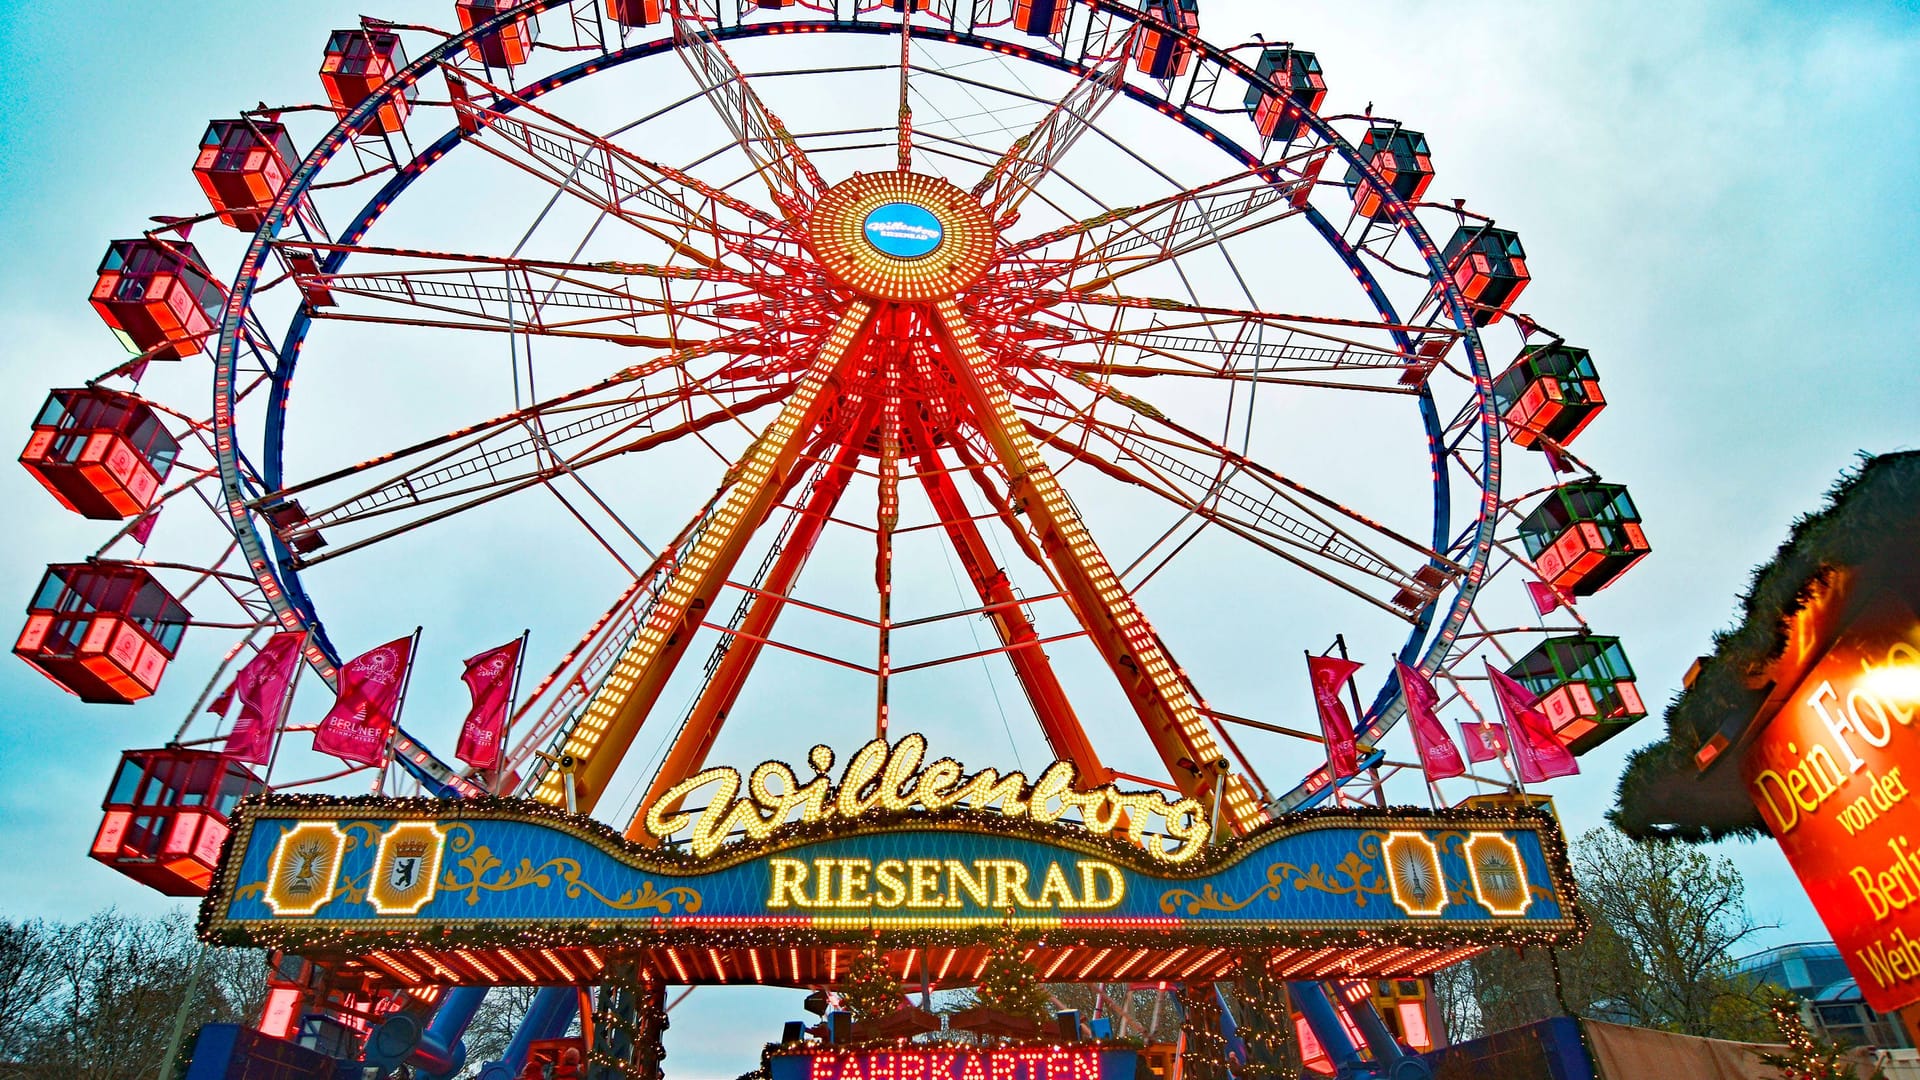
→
(130, 509, 161, 547)
(1543, 443, 1573, 474)
(1307, 655, 1364, 777)
(313, 635, 415, 766)
(1395, 661, 1465, 781)
(1458, 721, 1509, 764)
(221, 632, 307, 765)
(1525, 580, 1568, 616)
(1485, 662, 1579, 782)
(455, 638, 522, 771)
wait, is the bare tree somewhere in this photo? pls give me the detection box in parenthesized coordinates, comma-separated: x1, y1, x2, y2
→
(1451, 826, 1772, 1042)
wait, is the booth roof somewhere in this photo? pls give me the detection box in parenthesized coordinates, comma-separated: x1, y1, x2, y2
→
(1609, 451, 1920, 842)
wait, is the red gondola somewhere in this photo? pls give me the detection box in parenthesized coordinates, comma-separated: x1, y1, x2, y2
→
(1347, 127, 1432, 221)
(1505, 635, 1647, 753)
(1517, 481, 1649, 597)
(90, 239, 223, 361)
(1133, 0, 1197, 80)
(1491, 343, 1606, 450)
(320, 29, 415, 135)
(1013, 0, 1068, 36)
(90, 748, 265, 896)
(607, 0, 664, 25)
(457, 0, 540, 69)
(21, 388, 180, 520)
(1245, 46, 1325, 143)
(192, 119, 299, 233)
(15, 562, 189, 704)
(1439, 224, 1529, 327)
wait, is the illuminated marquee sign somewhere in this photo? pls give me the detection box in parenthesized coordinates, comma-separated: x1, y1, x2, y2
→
(204, 794, 1577, 956)
(767, 1048, 1136, 1080)
(642, 735, 1212, 863)
(1742, 590, 1920, 1011)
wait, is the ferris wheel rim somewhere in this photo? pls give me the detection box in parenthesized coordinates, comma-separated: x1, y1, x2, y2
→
(207, 1, 1501, 810)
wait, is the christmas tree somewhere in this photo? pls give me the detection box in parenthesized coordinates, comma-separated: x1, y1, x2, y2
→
(839, 938, 904, 1025)
(973, 923, 1052, 1028)
(1756, 988, 1876, 1080)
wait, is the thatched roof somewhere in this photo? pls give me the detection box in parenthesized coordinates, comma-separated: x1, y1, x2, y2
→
(1609, 451, 1920, 841)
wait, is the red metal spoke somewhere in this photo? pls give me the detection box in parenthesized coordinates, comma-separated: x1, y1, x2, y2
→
(280, 242, 816, 347)
(989, 159, 1318, 293)
(1007, 379, 1459, 617)
(667, 7, 826, 218)
(970, 28, 1137, 225)
(444, 64, 802, 269)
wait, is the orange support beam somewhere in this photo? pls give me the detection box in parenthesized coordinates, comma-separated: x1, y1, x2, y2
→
(906, 411, 1109, 786)
(621, 424, 869, 841)
(535, 301, 878, 811)
(927, 300, 1265, 834)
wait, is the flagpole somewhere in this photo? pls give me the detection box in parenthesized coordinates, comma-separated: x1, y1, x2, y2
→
(260, 633, 310, 790)
(497, 628, 531, 795)
(375, 627, 424, 796)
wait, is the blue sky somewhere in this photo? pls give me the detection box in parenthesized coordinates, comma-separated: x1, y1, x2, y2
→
(2, 1, 1918, 1074)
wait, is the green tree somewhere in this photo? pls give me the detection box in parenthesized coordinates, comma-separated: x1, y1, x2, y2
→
(839, 939, 903, 1025)
(1457, 826, 1771, 1041)
(973, 926, 1051, 1028)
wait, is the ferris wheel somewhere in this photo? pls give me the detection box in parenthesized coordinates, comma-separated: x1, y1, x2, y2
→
(20, 0, 1648, 1071)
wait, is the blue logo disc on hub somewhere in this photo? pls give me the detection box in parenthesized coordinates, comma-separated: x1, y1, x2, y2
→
(863, 202, 945, 259)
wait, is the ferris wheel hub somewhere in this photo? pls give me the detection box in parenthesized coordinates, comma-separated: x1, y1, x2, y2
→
(808, 172, 995, 302)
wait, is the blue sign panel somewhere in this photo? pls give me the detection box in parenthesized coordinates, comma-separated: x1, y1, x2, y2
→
(863, 202, 945, 259)
(205, 799, 1578, 951)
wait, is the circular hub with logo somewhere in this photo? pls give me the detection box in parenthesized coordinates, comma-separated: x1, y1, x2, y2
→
(809, 173, 994, 302)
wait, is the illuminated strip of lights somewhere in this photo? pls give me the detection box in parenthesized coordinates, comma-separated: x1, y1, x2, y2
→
(1279, 949, 1337, 978)
(791, 948, 801, 982)
(665, 948, 690, 983)
(937, 948, 957, 983)
(1041, 949, 1074, 980)
(456, 950, 503, 983)
(499, 951, 541, 983)
(1074, 948, 1114, 980)
(972, 952, 990, 980)
(929, 299, 1253, 830)
(708, 948, 728, 983)
(541, 949, 578, 981)
(1179, 948, 1226, 979)
(1109, 948, 1151, 981)
(901, 949, 918, 982)
(1144, 948, 1190, 980)
(370, 951, 425, 984)
(408, 950, 462, 983)
(536, 301, 875, 807)
(584, 948, 607, 976)
(749, 949, 764, 983)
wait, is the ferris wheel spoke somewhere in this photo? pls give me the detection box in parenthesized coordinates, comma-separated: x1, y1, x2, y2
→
(1016, 393, 1458, 618)
(667, 6, 826, 217)
(969, 26, 1137, 224)
(990, 161, 1316, 294)
(279, 242, 817, 347)
(270, 382, 800, 568)
(527, 300, 880, 813)
(445, 64, 801, 269)
(996, 306, 1430, 392)
(928, 300, 1267, 834)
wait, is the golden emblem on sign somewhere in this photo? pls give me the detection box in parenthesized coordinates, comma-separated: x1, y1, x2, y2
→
(368, 822, 446, 915)
(264, 822, 347, 917)
(1465, 832, 1531, 917)
(1382, 832, 1448, 917)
